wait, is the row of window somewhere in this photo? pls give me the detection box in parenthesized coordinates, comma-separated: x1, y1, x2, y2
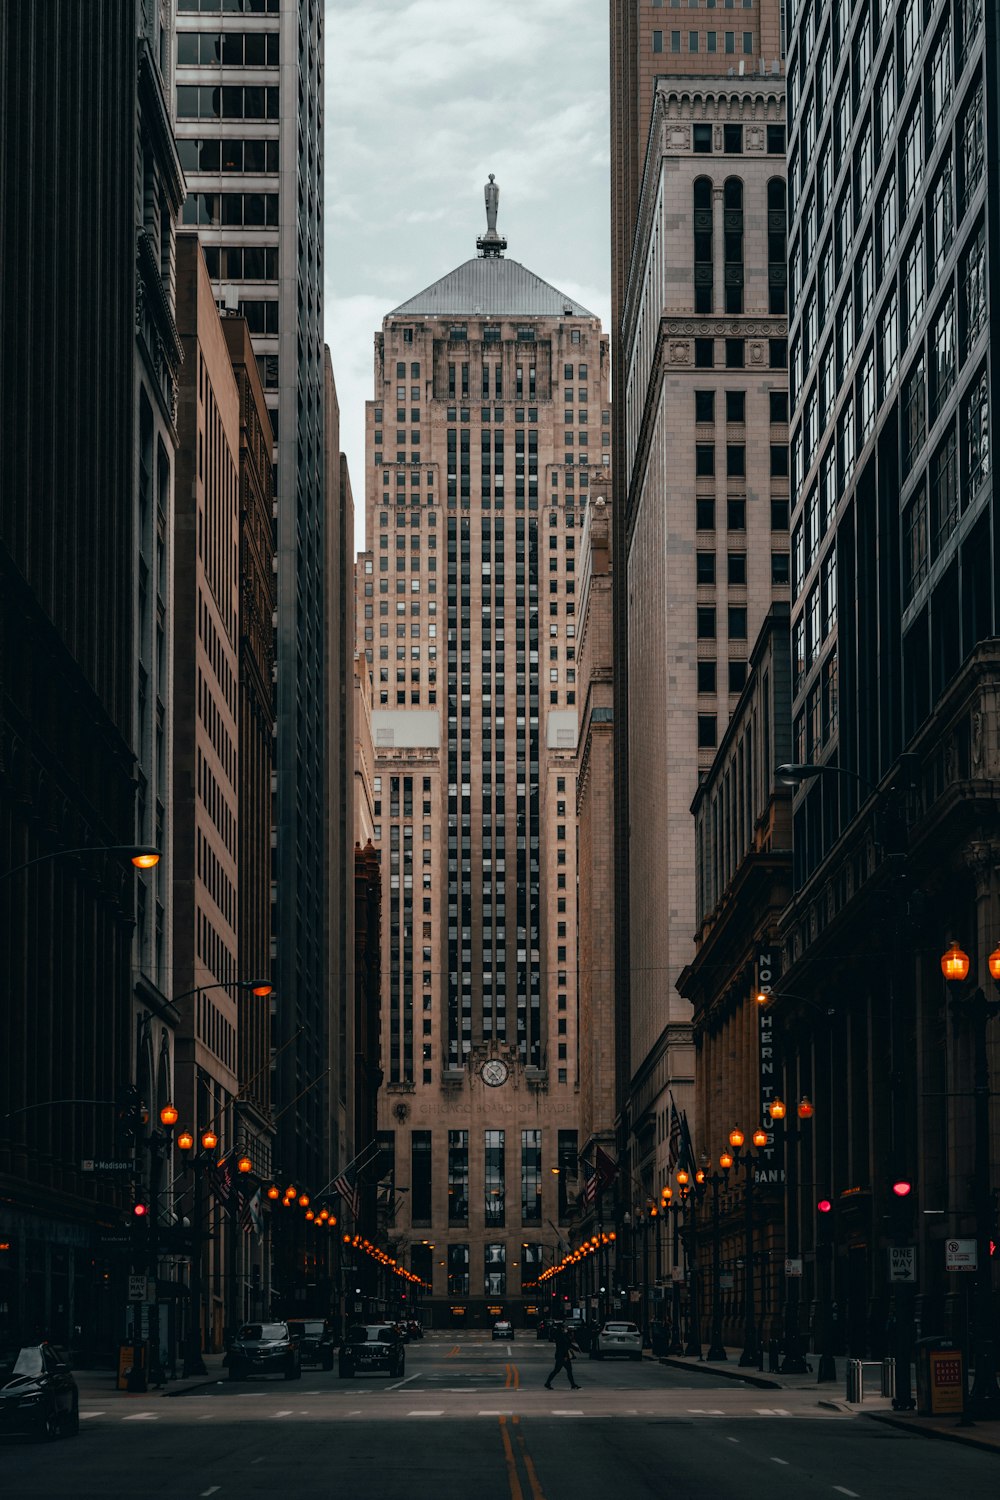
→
(178, 137, 279, 175)
(176, 84, 280, 120)
(182, 191, 278, 227)
(697, 496, 790, 532)
(696, 389, 789, 423)
(177, 29, 280, 66)
(654, 27, 756, 52)
(696, 550, 789, 586)
(178, 0, 279, 11)
(695, 442, 788, 479)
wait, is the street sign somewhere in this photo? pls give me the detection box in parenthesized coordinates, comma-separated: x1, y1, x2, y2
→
(889, 1246, 916, 1282)
(946, 1238, 977, 1271)
(785, 1257, 803, 1278)
(82, 1159, 135, 1173)
(719, 1272, 735, 1289)
(98, 1233, 132, 1249)
(128, 1275, 146, 1302)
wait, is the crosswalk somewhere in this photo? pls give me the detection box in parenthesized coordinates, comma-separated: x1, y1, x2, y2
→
(79, 1402, 841, 1425)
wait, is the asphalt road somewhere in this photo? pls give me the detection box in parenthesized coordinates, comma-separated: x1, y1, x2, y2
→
(4, 1332, 996, 1499)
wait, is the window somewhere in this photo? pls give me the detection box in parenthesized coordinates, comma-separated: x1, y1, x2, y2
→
(959, 81, 985, 215)
(901, 354, 926, 476)
(696, 443, 716, 477)
(902, 230, 924, 348)
(521, 1130, 542, 1224)
(771, 497, 789, 530)
(697, 605, 717, 639)
(695, 338, 715, 368)
(770, 444, 789, 477)
(929, 156, 954, 283)
(960, 220, 987, 357)
(963, 364, 990, 498)
(697, 660, 717, 693)
(695, 390, 715, 423)
(901, 101, 923, 221)
(724, 178, 744, 314)
(697, 552, 717, 585)
(693, 123, 713, 153)
(768, 178, 787, 315)
(930, 427, 958, 556)
(726, 339, 744, 368)
(448, 1243, 470, 1296)
(484, 1130, 505, 1226)
(726, 444, 745, 478)
(727, 497, 746, 530)
(694, 178, 714, 313)
(448, 1130, 469, 1224)
(729, 660, 748, 693)
(724, 123, 742, 153)
(904, 485, 928, 602)
(929, 289, 956, 423)
(411, 1131, 432, 1226)
(772, 551, 790, 584)
(767, 125, 786, 153)
(926, 24, 952, 148)
(728, 606, 747, 639)
(654, 28, 664, 50)
(726, 390, 745, 424)
(697, 714, 718, 747)
(697, 497, 716, 530)
(770, 391, 788, 424)
(727, 552, 747, 585)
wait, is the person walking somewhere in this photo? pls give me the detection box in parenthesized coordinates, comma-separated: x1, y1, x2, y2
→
(544, 1323, 581, 1390)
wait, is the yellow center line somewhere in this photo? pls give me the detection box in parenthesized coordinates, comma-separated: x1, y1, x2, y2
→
(513, 1417, 545, 1500)
(499, 1416, 524, 1500)
(512, 1363, 520, 1390)
(446, 1344, 460, 1358)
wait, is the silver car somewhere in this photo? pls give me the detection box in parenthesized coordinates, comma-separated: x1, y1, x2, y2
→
(594, 1320, 643, 1360)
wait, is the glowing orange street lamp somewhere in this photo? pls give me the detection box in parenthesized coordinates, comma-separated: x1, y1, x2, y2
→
(989, 947, 1000, 983)
(797, 1097, 815, 1120)
(159, 1103, 179, 1128)
(729, 1128, 745, 1150)
(177, 1131, 194, 1152)
(695, 1169, 706, 1186)
(131, 849, 161, 869)
(267, 1185, 280, 1201)
(719, 1150, 734, 1171)
(237, 1155, 252, 1174)
(298, 1193, 310, 1208)
(769, 1098, 787, 1121)
(941, 942, 971, 982)
(676, 1168, 689, 1187)
(201, 1130, 218, 1152)
(251, 981, 273, 997)
(752, 1127, 768, 1148)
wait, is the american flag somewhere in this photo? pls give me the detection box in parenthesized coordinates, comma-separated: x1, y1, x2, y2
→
(594, 1146, 618, 1193)
(239, 1188, 262, 1237)
(209, 1152, 233, 1207)
(333, 1164, 360, 1221)
(668, 1103, 682, 1171)
(581, 1159, 599, 1207)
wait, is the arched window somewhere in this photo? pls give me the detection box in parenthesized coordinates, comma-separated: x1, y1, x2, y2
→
(767, 177, 788, 315)
(694, 177, 713, 314)
(724, 178, 744, 315)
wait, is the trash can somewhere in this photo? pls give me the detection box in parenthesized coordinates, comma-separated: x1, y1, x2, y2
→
(914, 1337, 964, 1416)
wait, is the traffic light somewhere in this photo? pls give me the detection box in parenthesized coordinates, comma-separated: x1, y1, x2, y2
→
(888, 1176, 915, 1239)
(116, 1084, 146, 1148)
(132, 1200, 148, 1219)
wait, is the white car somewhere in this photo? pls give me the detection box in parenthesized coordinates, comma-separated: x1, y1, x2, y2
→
(491, 1319, 513, 1341)
(593, 1320, 643, 1360)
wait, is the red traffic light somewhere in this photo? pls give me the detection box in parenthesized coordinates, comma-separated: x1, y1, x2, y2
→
(817, 1199, 832, 1214)
(133, 1202, 148, 1217)
(891, 1180, 912, 1198)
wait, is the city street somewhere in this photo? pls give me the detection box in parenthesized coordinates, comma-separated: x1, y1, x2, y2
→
(3, 1333, 997, 1499)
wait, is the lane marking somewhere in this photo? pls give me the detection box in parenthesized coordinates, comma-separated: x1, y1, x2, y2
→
(499, 1415, 524, 1500)
(514, 1419, 545, 1500)
(272, 1409, 293, 1418)
(481, 1409, 515, 1415)
(385, 1373, 420, 1392)
(771, 1458, 790, 1465)
(727, 1437, 739, 1443)
(551, 1409, 583, 1416)
(198, 1414, 215, 1420)
(123, 1411, 158, 1420)
(446, 1345, 461, 1358)
(407, 1409, 444, 1416)
(201, 1489, 220, 1497)
(833, 1490, 859, 1498)
(81, 1411, 104, 1419)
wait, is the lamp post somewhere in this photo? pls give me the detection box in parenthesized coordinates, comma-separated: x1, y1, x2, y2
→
(941, 941, 1000, 1418)
(661, 1187, 684, 1354)
(728, 1126, 767, 1368)
(0, 844, 161, 882)
(706, 1156, 729, 1361)
(770, 1095, 814, 1375)
(178, 1128, 219, 1377)
(676, 1169, 704, 1358)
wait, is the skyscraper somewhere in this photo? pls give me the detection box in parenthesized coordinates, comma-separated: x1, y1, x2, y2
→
(610, 2, 789, 1203)
(359, 182, 610, 1323)
(173, 0, 335, 1205)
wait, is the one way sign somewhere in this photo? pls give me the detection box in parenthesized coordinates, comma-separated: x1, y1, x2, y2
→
(889, 1246, 916, 1282)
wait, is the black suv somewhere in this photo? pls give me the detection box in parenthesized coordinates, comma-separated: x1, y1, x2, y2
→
(338, 1323, 405, 1379)
(228, 1322, 301, 1381)
(285, 1318, 336, 1371)
(0, 1344, 79, 1439)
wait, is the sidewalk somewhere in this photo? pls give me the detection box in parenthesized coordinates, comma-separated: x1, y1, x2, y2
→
(652, 1345, 1000, 1454)
(73, 1351, 227, 1400)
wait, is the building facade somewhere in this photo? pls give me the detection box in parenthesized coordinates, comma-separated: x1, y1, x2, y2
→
(358, 186, 611, 1324)
(174, 234, 242, 1352)
(223, 313, 276, 1322)
(619, 75, 790, 1222)
(0, 0, 180, 1356)
(676, 604, 792, 1353)
(776, 0, 1000, 1389)
(173, 0, 333, 1206)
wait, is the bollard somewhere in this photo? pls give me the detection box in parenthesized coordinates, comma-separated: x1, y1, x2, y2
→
(768, 1338, 781, 1373)
(846, 1359, 860, 1403)
(881, 1357, 896, 1398)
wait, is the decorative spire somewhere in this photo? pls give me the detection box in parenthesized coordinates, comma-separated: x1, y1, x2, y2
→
(477, 173, 507, 258)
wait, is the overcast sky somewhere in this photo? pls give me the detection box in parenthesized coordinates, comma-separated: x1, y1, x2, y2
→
(324, 0, 611, 553)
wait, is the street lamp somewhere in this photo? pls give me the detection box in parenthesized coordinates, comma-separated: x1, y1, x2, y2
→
(941, 941, 1000, 1417)
(0, 843, 161, 881)
(727, 1128, 768, 1369)
(177, 1128, 224, 1377)
(704, 1156, 729, 1361)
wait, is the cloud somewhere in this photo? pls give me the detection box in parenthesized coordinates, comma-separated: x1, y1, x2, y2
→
(324, 0, 610, 551)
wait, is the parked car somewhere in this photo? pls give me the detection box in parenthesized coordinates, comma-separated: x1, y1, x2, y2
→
(227, 1321, 302, 1381)
(592, 1320, 643, 1360)
(338, 1324, 405, 1379)
(285, 1318, 336, 1371)
(491, 1319, 513, 1341)
(0, 1344, 79, 1439)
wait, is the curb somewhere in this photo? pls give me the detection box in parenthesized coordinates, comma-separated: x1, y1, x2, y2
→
(866, 1409, 1000, 1456)
(657, 1356, 781, 1390)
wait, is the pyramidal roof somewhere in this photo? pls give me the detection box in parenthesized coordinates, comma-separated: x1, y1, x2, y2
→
(389, 255, 596, 320)
(388, 174, 595, 321)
